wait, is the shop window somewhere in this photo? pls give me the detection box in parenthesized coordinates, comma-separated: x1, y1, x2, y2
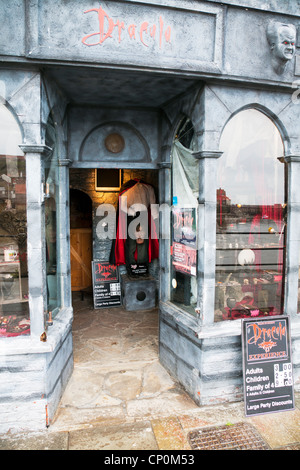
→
(214, 109, 286, 322)
(45, 114, 60, 317)
(170, 117, 198, 316)
(0, 104, 30, 337)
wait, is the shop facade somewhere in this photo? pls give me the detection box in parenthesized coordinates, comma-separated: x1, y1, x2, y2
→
(0, 0, 300, 432)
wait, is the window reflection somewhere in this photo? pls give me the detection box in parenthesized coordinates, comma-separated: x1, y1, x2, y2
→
(45, 114, 59, 316)
(170, 117, 198, 316)
(215, 109, 286, 322)
(0, 104, 29, 337)
(298, 249, 300, 314)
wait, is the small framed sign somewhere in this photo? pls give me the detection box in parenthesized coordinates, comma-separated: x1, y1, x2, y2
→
(242, 315, 295, 417)
(92, 261, 121, 308)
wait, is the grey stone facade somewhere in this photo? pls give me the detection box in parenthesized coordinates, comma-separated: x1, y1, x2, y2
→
(0, 0, 300, 431)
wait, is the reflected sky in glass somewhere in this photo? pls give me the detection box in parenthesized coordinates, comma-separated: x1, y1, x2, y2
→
(217, 109, 284, 206)
(0, 104, 23, 156)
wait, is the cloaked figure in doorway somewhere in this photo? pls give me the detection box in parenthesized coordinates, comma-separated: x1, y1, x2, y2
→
(110, 179, 159, 276)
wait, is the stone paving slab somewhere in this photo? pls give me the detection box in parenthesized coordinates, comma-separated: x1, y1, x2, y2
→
(249, 407, 300, 449)
(0, 432, 69, 451)
(151, 417, 190, 450)
(1, 396, 299, 450)
(68, 421, 158, 450)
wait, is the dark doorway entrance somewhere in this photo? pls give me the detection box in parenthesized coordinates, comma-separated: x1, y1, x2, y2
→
(70, 188, 93, 292)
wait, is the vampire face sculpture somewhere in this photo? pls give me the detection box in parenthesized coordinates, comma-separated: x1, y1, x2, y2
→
(266, 21, 296, 74)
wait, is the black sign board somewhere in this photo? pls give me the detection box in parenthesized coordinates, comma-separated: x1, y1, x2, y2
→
(92, 261, 121, 309)
(242, 316, 294, 417)
(128, 263, 148, 276)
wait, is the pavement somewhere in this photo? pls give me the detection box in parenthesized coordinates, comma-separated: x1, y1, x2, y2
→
(1, 293, 300, 451)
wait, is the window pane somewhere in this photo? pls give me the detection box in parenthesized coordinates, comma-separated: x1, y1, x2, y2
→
(214, 109, 285, 322)
(170, 118, 198, 316)
(45, 115, 60, 316)
(0, 105, 29, 337)
(298, 249, 300, 314)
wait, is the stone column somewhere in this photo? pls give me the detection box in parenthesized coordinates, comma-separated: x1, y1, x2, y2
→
(158, 160, 172, 303)
(19, 144, 52, 339)
(195, 150, 222, 326)
(57, 158, 72, 309)
(281, 155, 300, 319)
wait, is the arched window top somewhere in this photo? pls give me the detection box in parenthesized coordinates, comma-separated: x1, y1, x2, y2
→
(0, 103, 23, 156)
(220, 108, 284, 156)
(218, 108, 284, 206)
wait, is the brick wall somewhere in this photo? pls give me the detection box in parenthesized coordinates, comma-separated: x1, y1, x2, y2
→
(70, 168, 158, 207)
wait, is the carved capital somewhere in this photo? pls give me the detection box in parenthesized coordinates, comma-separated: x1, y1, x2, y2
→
(19, 144, 52, 157)
(194, 150, 223, 160)
(279, 155, 300, 164)
(158, 162, 172, 169)
(58, 158, 72, 167)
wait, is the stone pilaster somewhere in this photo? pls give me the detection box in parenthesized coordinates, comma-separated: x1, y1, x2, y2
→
(194, 150, 223, 326)
(280, 155, 300, 318)
(19, 144, 52, 338)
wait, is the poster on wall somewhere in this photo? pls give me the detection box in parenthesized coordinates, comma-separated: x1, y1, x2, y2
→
(242, 316, 295, 417)
(172, 207, 197, 276)
(92, 261, 121, 309)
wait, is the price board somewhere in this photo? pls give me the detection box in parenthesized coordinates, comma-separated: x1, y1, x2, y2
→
(242, 316, 294, 417)
(92, 261, 121, 309)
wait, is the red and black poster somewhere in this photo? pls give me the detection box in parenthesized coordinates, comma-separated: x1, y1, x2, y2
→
(242, 316, 295, 416)
(92, 261, 121, 308)
(172, 207, 197, 276)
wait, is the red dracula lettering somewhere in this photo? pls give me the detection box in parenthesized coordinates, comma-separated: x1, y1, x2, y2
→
(96, 264, 116, 277)
(140, 21, 148, 47)
(247, 322, 286, 346)
(173, 211, 194, 230)
(82, 6, 172, 48)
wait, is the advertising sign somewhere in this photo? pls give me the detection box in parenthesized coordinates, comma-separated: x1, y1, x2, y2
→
(242, 316, 294, 417)
(172, 207, 197, 276)
(92, 261, 121, 308)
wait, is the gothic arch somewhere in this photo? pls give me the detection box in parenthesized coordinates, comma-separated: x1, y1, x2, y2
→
(79, 121, 151, 162)
(219, 104, 290, 156)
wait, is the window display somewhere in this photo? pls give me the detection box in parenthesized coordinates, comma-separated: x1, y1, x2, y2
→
(170, 117, 198, 315)
(0, 104, 29, 337)
(214, 109, 286, 322)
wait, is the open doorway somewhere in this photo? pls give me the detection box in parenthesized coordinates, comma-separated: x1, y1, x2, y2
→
(69, 168, 159, 298)
(70, 188, 93, 293)
(52, 168, 197, 429)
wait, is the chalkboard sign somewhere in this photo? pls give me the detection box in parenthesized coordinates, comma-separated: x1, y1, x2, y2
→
(242, 316, 294, 417)
(92, 261, 121, 309)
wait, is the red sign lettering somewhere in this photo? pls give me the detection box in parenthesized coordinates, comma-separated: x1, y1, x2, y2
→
(82, 5, 172, 49)
(247, 322, 286, 346)
(95, 263, 117, 281)
(173, 211, 194, 230)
